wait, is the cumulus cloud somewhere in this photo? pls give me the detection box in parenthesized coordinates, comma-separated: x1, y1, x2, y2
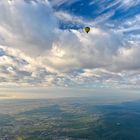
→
(41, 28, 123, 72)
(0, 0, 57, 56)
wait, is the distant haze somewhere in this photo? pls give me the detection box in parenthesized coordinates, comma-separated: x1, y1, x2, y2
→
(0, 87, 140, 104)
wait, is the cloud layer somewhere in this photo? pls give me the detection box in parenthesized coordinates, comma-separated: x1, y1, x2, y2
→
(0, 0, 140, 89)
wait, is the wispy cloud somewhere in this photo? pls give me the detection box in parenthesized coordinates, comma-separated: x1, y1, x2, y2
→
(121, 0, 140, 9)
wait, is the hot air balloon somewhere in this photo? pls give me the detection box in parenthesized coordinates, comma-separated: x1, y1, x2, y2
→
(84, 27, 90, 33)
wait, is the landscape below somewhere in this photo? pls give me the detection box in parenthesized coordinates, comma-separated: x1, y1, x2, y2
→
(0, 98, 140, 140)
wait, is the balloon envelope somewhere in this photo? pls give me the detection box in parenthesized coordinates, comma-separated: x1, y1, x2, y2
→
(84, 27, 90, 33)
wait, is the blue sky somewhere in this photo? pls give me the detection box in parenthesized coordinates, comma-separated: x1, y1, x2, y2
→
(0, 0, 140, 98)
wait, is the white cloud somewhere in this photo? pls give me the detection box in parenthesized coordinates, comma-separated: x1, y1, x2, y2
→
(121, 0, 140, 8)
(54, 10, 115, 28)
(50, 0, 80, 7)
(0, 0, 58, 56)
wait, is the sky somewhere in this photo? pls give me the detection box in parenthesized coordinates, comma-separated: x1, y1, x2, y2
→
(0, 0, 140, 98)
